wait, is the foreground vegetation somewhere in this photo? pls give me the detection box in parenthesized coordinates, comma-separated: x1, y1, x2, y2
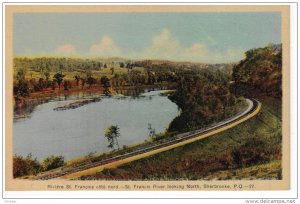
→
(13, 154, 64, 178)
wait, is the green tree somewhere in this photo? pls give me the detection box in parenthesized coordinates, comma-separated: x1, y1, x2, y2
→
(119, 62, 125, 68)
(14, 67, 30, 97)
(104, 125, 121, 149)
(86, 76, 96, 89)
(53, 73, 65, 90)
(100, 76, 111, 96)
(14, 80, 30, 97)
(41, 155, 65, 171)
(148, 123, 156, 140)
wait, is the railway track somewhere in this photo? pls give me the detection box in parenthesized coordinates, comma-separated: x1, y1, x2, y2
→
(31, 98, 260, 180)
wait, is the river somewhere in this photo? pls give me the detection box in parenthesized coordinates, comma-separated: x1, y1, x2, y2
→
(13, 89, 180, 161)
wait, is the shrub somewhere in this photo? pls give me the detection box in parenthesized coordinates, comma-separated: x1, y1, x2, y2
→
(13, 154, 41, 178)
(41, 155, 65, 171)
(13, 80, 30, 97)
(231, 139, 271, 168)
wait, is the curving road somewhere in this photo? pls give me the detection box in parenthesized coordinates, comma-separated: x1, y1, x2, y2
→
(30, 98, 261, 180)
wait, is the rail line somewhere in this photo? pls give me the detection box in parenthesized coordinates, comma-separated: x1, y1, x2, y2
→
(31, 98, 261, 180)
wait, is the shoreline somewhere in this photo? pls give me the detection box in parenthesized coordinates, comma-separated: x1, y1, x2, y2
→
(14, 83, 176, 111)
(19, 83, 176, 99)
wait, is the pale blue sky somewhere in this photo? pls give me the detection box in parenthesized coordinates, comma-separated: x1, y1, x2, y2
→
(13, 12, 281, 63)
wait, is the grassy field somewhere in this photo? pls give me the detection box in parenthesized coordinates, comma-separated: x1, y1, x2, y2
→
(79, 97, 282, 180)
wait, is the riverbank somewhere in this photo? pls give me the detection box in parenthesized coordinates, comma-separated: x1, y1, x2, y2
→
(14, 83, 176, 117)
(16, 83, 176, 101)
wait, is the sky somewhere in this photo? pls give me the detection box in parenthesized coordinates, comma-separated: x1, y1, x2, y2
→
(13, 12, 281, 63)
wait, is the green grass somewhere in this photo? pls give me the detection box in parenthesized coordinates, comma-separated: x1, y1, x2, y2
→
(79, 97, 282, 180)
(203, 160, 281, 180)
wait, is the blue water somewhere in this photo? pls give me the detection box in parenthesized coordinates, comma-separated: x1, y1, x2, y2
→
(13, 90, 179, 160)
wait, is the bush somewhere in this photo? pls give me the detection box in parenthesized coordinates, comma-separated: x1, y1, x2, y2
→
(13, 154, 41, 178)
(13, 80, 30, 97)
(41, 155, 65, 171)
(231, 139, 271, 168)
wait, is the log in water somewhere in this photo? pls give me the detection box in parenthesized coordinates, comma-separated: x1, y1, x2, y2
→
(53, 97, 101, 111)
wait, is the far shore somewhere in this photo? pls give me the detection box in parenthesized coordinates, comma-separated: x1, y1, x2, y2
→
(14, 82, 176, 109)
(16, 83, 176, 100)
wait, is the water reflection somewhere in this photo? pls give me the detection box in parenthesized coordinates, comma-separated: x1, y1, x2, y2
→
(13, 89, 179, 160)
(14, 86, 170, 120)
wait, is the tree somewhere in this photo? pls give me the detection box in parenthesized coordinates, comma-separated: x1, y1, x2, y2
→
(148, 123, 156, 140)
(110, 67, 114, 75)
(86, 76, 96, 89)
(14, 68, 30, 97)
(100, 76, 111, 96)
(104, 125, 120, 149)
(38, 78, 45, 90)
(41, 155, 65, 171)
(126, 63, 132, 70)
(113, 73, 120, 87)
(119, 62, 125, 68)
(13, 154, 41, 178)
(74, 75, 81, 87)
(63, 80, 70, 90)
(53, 73, 65, 90)
(44, 71, 51, 89)
(14, 80, 30, 97)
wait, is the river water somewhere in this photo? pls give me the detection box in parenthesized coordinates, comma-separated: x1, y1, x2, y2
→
(13, 90, 180, 161)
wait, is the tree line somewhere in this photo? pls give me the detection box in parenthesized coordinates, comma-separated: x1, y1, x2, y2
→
(13, 59, 184, 98)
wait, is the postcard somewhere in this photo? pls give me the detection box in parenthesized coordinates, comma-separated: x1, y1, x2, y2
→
(4, 4, 291, 192)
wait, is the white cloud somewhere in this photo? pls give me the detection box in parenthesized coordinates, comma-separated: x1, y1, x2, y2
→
(54, 44, 76, 56)
(130, 28, 243, 63)
(186, 43, 210, 56)
(142, 28, 181, 60)
(87, 29, 244, 63)
(89, 36, 121, 57)
(183, 43, 244, 63)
